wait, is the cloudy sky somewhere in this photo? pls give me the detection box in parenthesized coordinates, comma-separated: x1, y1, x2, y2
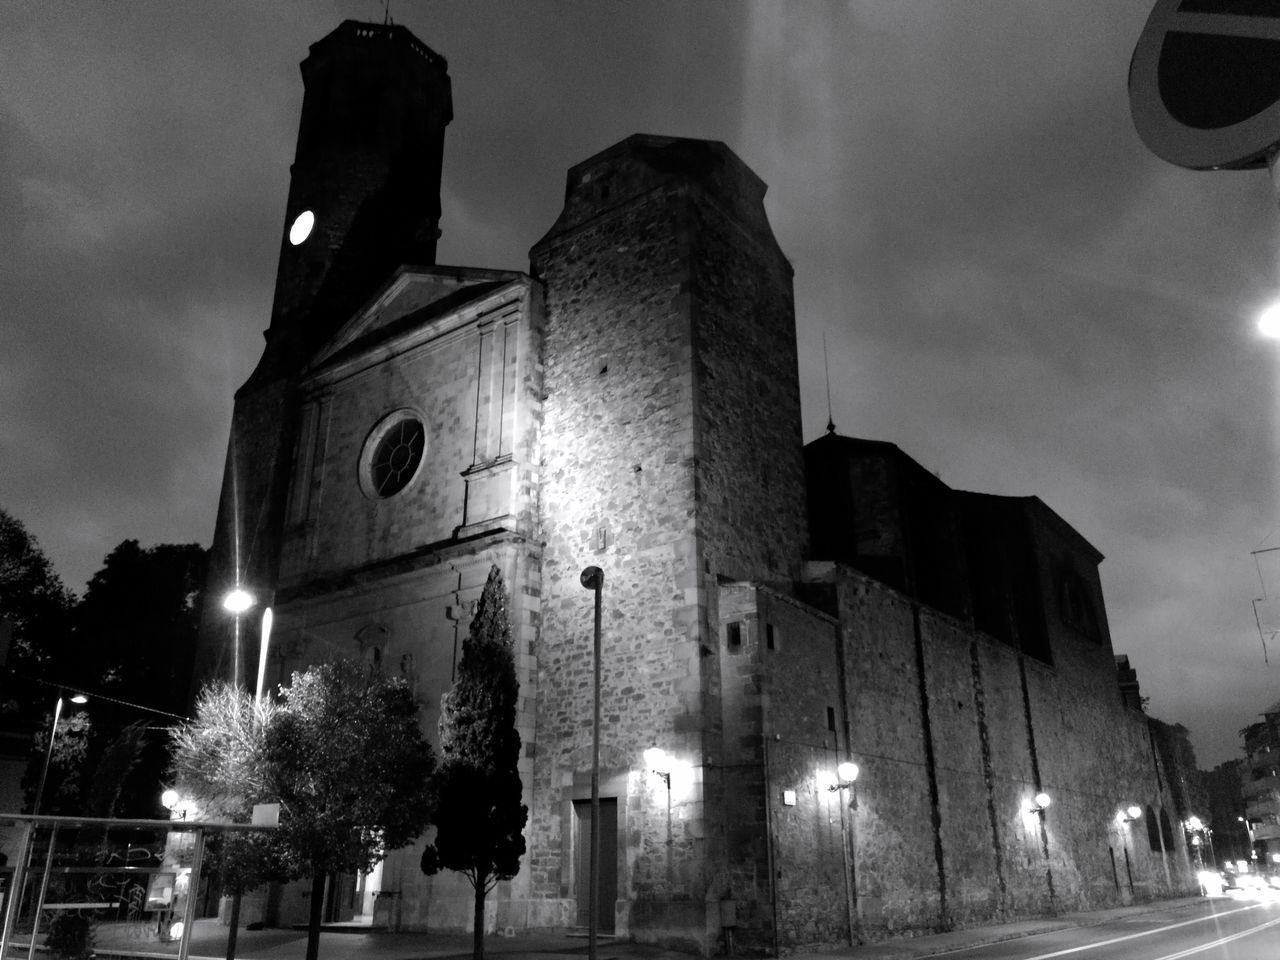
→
(3, 1, 1278, 768)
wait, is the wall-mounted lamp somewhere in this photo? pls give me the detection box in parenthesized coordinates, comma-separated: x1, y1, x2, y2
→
(160, 788, 194, 821)
(644, 747, 672, 787)
(1025, 791, 1052, 814)
(1119, 804, 1142, 823)
(828, 761, 859, 791)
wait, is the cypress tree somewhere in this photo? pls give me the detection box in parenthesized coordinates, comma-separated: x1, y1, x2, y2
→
(421, 564, 527, 960)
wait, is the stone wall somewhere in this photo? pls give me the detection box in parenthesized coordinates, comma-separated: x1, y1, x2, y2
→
(798, 564, 1197, 942)
(529, 135, 808, 950)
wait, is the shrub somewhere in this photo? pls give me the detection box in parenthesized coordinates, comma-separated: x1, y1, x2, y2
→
(44, 911, 95, 960)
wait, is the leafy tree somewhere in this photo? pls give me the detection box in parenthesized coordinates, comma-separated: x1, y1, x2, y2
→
(21, 708, 91, 814)
(69, 540, 208, 817)
(0, 509, 74, 675)
(264, 662, 435, 960)
(0, 509, 74, 728)
(71, 540, 207, 716)
(169, 683, 278, 960)
(421, 565, 527, 960)
(0, 510, 79, 812)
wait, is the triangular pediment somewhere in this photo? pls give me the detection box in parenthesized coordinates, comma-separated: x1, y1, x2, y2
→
(307, 264, 527, 374)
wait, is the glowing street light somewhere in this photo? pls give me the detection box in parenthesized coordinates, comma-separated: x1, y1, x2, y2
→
(222, 588, 254, 614)
(644, 746, 672, 788)
(222, 587, 256, 688)
(1260, 302, 1280, 339)
(1024, 791, 1052, 815)
(1119, 804, 1143, 823)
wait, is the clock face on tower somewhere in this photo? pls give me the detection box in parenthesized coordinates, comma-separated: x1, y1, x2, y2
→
(288, 210, 315, 246)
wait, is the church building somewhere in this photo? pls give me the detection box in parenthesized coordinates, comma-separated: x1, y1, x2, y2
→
(197, 20, 1197, 954)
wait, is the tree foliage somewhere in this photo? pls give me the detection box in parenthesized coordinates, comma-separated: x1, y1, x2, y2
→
(171, 667, 435, 960)
(0, 508, 73, 716)
(169, 683, 280, 960)
(421, 565, 527, 960)
(21, 709, 91, 814)
(70, 540, 209, 817)
(265, 663, 436, 876)
(71, 540, 207, 718)
(264, 662, 435, 960)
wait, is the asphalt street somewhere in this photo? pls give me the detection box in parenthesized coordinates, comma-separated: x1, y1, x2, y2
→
(5, 894, 1277, 960)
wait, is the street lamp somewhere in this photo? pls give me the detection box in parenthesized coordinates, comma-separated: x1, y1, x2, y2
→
(579, 565, 603, 960)
(32, 691, 88, 815)
(826, 759, 860, 946)
(222, 587, 255, 688)
(644, 747, 672, 787)
(1026, 792, 1052, 814)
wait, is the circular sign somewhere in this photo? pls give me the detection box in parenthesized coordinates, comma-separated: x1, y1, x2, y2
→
(1130, 0, 1280, 170)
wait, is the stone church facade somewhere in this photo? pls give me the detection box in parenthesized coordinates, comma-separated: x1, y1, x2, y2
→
(197, 20, 1197, 954)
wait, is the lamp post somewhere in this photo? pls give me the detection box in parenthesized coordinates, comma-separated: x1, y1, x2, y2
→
(32, 691, 88, 815)
(1116, 804, 1142, 898)
(827, 761, 860, 946)
(580, 566, 603, 960)
(1185, 816, 1206, 869)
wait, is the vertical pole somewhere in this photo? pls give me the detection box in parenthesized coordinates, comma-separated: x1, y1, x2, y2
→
(0, 821, 34, 960)
(32, 697, 64, 816)
(589, 577, 602, 960)
(177, 829, 205, 960)
(232, 614, 242, 689)
(838, 795, 855, 946)
(580, 566, 604, 960)
(26, 826, 57, 960)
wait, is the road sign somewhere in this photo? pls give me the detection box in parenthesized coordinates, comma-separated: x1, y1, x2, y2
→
(1130, 0, 1280, 170)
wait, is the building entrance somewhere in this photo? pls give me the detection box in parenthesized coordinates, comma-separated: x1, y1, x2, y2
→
(573, 798, 617, 932)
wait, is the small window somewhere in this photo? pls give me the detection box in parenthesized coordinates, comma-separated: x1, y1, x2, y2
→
(765, 623, 776, 650)
(726, 621, 742, 650)
(827, 707, 836, 732)
(1145, 805, 1161, 851)
(1059, 566, 1100, 640)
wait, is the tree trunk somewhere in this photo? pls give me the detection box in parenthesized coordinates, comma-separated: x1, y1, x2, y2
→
(472, 872, 487, 960)
(305, 872, 326, 960)
(225, 892, 242, 960)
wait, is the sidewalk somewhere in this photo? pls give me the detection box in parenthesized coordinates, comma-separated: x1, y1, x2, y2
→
(17, 896, 1209, 960)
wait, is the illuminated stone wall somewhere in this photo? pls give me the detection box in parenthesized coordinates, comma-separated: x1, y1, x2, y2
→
(528, 135, 808, 950)
(246, 269, 546, 931)
(782, 562, 1198, 944)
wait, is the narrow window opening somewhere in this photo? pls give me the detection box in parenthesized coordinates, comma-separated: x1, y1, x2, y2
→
(826, 706, 836, 732)
(726, 621, 742, 650)
(765, 623, 776, 650)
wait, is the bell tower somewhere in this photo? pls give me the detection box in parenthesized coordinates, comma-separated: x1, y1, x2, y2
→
(252, 19, 453, 385)
(197, 21, 452, 686)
